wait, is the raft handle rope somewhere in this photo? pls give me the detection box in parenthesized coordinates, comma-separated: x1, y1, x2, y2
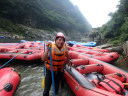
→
(0, 53, 20, 69)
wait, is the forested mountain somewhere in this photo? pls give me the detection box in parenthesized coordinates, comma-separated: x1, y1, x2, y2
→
(93, 0, 128, 44)
(0, 0, 92, 38)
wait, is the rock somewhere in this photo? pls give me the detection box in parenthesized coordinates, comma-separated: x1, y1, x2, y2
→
(12, 35, 25, 39)
(123, 41, 128, 56)
(107, 46, 123, 54)
(96, 44, 113, 49)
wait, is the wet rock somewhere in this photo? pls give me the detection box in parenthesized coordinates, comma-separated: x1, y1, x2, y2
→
(123, 41, 128, 56)
(96, 44, 113, 49)
(108, 46, 123, 54)
(12, 35, 25, 39)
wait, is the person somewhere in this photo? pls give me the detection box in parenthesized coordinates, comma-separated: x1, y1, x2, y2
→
(41, 32, 71, 96)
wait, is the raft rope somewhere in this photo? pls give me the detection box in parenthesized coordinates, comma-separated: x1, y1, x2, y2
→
(0, 53, 20, 69)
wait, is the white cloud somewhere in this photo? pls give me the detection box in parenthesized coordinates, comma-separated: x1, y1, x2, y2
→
(70, 0, 119, 28)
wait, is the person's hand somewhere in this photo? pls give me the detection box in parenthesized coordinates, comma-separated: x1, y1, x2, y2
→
(68, 61, 72, 67)
(46, 42, 52, 51)
(68, 61, 72, 70)
(64, 43, 68, 51)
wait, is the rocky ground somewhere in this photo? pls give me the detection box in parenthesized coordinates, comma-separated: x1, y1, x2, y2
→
(0, 32, 24, 39)
(0, 25, 85, 41)
(0, 25, 59, 40)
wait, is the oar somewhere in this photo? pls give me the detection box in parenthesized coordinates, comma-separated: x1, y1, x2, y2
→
(42, 41, 46, 89)
(123, 83, 128, 85)
(49, 45, 56, 96)
(0, 53, 20, 69)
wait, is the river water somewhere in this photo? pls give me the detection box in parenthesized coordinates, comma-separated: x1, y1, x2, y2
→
(1, 38, 128, 96)
(9, 61, 74, 96)
(0, 61, 74, 96)
(0, 38, 74, 96)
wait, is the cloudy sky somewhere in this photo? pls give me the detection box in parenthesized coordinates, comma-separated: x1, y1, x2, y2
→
(70, 0, 120, 28)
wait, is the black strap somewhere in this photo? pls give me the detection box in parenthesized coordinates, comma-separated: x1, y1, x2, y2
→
(100, 80, 119, 94)
(46, 63, 63, 66)
(48, 58, 64, 62)
(55, 54, 64, 56)
(122, 74, 127, 83)
(52, 59, 64, 62)
(106, 78, 124, 95)
(46, 61, 63, 66)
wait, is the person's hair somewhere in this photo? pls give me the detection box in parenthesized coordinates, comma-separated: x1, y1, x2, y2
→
(55, 36, 65, 42)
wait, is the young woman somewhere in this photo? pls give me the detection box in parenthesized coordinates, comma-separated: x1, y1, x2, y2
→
(41, 32, 71, 96)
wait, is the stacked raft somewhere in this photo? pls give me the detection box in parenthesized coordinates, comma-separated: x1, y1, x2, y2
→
(0, 41, 44, 95)
(0, 42, 44, 61)
(64, 44, 128, 96)
(68, 45, 119, 62)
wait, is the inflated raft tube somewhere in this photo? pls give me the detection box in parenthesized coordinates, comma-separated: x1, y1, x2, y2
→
(105, 73, 127, 83)
(68, 48, 109, 55)
(0, 68, 20, 96)
(69, 50, 118, 63)
(64, 65, 123, 96)
(72, 45, 110, 52)
(0, 51, 44, 61)
(80, 52, 119, 63)
(76, 64, 104, 74)
(71, 59, 89, 66)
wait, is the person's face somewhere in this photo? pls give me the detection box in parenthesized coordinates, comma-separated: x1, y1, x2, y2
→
(55, 37, 65, 48)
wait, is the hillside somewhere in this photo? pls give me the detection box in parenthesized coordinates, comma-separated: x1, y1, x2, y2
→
(0, 0, 92, 40)
(88, 0, 128, 45)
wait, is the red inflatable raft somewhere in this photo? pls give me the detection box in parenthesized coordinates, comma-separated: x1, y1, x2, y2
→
(70, 51, 119, 62)
(0, 43, 18, 48)
(15, 42, 44, 50)
(0, 42, 44, 61)
(70, 45, 110, 52)
(0, 47, 44, 61)
(68, 47, 119, 63)
(0, 67, 20, 96)
(64, 51, 128, 96)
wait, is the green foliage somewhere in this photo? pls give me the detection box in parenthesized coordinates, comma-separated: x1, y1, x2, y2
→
(0, 0, 92, 34)
(98, 0, 128, 44)
(120, 33, 128, 42)
(109, 39, 121, 45)
(0, 17, 26, 35)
